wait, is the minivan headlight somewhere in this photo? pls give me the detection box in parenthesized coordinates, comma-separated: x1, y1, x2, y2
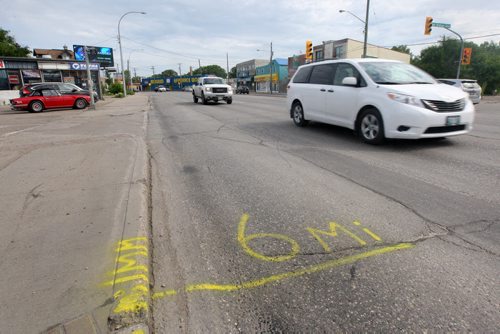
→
(387, 92, 424, 108)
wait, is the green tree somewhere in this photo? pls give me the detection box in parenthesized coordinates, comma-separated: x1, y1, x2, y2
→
(192, 65, 227, 78)
(412, 37, 462, 78)
(413, 37, 500, 94)
(161, 69, 178, 77)
(0, 28, 30, 57)
(229, 66, 237, 79)
(124, 70, 131, 84)
(132, 76, 142, 84)
(391, 45, 413, 59)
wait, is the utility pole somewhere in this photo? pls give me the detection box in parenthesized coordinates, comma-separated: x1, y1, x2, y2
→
(84, 46, 96, 110)
(151, 66, 155, 75)
(178, 63, 182, 76)
(133, 67, 137, 78)
(363, 0, 370, 58)
(269, 42, 273, 95)
(198, 59, 201, 68)
(226, 52, 229, 81)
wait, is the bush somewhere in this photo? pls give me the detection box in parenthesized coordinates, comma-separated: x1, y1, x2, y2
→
(127, 90, 135, 95)
(108, 83, 123, 95)
(114, 93, 124, 98)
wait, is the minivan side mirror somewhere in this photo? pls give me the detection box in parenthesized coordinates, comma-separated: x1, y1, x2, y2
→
(342, 77, 358, 86)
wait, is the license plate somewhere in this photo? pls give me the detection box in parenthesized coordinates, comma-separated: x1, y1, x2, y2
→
(446, 116, 460, 126)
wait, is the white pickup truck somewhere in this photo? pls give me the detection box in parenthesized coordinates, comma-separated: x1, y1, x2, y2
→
(192, 76, 233, 104)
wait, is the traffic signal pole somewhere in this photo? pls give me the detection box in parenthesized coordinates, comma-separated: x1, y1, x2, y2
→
(444, 27, 464, 79)
(424, 17, 464, 80)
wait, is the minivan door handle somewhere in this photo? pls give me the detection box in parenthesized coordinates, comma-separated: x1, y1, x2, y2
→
(320, 88, 326, 92)
(328, 89, 334, 93)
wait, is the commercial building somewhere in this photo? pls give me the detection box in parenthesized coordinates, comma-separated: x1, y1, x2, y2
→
(254, 58, 289, 93)
(288, 38, 411, 80)
(313, 39, 411, 62)
(235, 59, 268, 91)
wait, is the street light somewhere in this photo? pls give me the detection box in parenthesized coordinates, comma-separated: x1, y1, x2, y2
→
(339, 0, 370, 58)
(118, 11, 146, 97)
(257, 42, 274, 94)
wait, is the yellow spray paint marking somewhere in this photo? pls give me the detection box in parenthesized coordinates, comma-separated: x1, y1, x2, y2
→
(112, 285, 149, 314)
(102, 237, 150, 315)
(238, 213, 300, 262)
(132, 330, 146, 334)
(307, 222, 367, 252)
(152, 242, 414, 300)
(353, 221, 382, 241)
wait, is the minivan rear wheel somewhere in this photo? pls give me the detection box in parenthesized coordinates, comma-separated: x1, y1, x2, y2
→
(359, 108, 385, 144)
(292, 102, 308, 127)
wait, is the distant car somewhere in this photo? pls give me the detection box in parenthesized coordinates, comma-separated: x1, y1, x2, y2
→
(10, 88, 90, 112)
(236, 86, 250, 94)
(183, 86, 193, 92)
(20, 82, 99, 101)
(438, 79, 482, 104)
(155, 85, 167, 92)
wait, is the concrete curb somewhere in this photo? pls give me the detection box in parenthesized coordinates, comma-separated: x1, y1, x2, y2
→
(105, 99, 152, 333)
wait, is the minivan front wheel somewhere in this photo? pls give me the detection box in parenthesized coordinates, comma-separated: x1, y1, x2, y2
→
(292, 102, 308, 127)
(359, 109, 385, 144)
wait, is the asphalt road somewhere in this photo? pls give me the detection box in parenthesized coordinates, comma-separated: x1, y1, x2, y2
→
(147, 92, 499, 332)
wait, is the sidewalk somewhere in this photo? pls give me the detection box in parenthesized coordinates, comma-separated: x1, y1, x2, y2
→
(0, 93, 152, 333)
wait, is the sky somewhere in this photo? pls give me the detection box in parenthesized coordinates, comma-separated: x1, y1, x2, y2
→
(2, 0, 500, 77)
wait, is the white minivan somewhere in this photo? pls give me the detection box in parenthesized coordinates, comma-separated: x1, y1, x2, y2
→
(287, 59, 475, 144)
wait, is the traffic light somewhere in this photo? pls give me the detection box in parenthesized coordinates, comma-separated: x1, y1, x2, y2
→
(462, 48, 472, 65)
(305, 40, 313, 61)
(424, 16, 433, 35)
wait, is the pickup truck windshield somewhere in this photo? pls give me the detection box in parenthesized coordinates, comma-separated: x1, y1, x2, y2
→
(203, 78, 224, 85)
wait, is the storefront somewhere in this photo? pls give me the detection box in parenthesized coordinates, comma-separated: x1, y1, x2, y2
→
(0, 57, 101, 95)
(254, 58, 289, 93)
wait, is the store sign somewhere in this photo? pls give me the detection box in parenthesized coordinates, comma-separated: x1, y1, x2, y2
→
(70, 62, 99, 71)
(0, 60, 5, 69)
(73, 45, 114, 67)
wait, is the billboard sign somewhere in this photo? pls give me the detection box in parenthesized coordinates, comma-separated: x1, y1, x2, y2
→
(73, 45, 114, 67)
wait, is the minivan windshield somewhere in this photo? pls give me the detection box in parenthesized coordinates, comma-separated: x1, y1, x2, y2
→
(360, 62, 436, 85)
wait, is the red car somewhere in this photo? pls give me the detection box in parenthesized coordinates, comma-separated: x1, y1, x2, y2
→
(10, 88, 90, 112)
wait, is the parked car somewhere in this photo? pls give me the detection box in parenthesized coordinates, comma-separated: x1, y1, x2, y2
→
(155, 85, 167, 92)
(287, 59, 475, 144)
(437, 78, 482, 104)
(236, 86, 250, 94)
(20, 82, 99, 101)
(183, 86, 193, 92)
(10, 88, 90, 112)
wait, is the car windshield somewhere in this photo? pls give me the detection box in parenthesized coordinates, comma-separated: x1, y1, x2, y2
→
(360, 62, 436, 85)
(204, 78, 224, 85)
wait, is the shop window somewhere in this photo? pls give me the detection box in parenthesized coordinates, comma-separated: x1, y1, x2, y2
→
(0, 70, 8, 90)
(43, 70, 62, 82)
(22, 70, 42, 84)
